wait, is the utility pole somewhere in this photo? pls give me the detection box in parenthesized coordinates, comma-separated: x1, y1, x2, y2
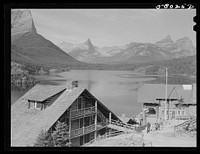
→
(164, 68, 168, 120)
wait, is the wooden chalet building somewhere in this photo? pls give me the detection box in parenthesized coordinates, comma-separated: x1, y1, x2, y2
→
(138, 84, 196, 124)
(11, 82, 121, 147)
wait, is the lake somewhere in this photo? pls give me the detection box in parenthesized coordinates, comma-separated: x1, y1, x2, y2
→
(10, 70, 165, 117)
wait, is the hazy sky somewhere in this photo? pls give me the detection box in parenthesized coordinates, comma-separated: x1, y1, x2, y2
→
(31, 9, 196, 47)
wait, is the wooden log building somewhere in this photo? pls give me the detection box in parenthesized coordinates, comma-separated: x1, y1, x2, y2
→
(11, 81, 121, 147)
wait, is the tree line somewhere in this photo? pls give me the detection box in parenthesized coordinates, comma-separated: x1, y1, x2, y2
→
(145, 56, 196, 76)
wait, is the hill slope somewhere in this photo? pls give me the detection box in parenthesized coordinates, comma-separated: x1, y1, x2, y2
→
(11, 9, 85, 69)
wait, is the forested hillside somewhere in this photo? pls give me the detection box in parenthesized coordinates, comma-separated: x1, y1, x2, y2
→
(144, 56, 196, 76)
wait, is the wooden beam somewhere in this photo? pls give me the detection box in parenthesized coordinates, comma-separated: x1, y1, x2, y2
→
(34, 101, 37, 108)
(143, 109, 146, 124)
(156, 106, 159, 119)
(109, 112, 112, 123)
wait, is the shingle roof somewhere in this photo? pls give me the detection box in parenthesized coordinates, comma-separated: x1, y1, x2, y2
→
(22, 84, 66, 102)
(11, 87, 85, 146)
(138, 84, 196, 104)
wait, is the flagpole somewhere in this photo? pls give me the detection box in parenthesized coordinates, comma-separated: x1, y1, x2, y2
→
(165, 68, 168, 120)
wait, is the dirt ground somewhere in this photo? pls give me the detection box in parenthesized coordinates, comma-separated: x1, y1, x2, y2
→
(86, 125, 196, 147)
(142, 128, 196, 147)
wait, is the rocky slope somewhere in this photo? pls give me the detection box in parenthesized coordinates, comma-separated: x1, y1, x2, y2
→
(58, 35, 196, 64)
(11, 9, 37, 42)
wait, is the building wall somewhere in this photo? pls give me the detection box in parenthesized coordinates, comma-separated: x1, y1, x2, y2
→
(70, 95, 94, 111)
(71, 136, 80, 147)
(185, 105, 196, 118)
(143, 101, 193, 122)
(70, 131, 96, 146)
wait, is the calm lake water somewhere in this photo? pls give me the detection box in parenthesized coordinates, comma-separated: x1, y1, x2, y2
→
(11, 70, 157, 117)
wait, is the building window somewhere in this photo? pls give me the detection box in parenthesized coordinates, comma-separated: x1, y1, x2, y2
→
(71, 119, 79, 130)
(181, 111, 185, 116)
(36, 102, 42, 109)
(84, 134, 90, 143)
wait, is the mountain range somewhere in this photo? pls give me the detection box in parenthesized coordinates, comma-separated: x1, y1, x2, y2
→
(58, 35, 196, 64)
(11, 9, 196, 72)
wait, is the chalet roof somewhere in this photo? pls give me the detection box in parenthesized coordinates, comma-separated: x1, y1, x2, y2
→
(22, 84, 66, 102)
(138, 84, 196, 104)
(11, 87, 85, 146)
(11, 85, 121, 146)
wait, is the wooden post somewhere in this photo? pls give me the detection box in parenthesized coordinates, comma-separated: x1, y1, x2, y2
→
(28, 100, 30, 109)
(34, 101, 37, 108)
(69, 108, 71, 147)
(109, 112, 112, 124)
(156, 106, 159, 120)
(164, 68, 168, 120)
(168, 101, 170, 120)
(94, 101, 97, 140)
(143, 108, 146, 124)
(83, 115, 85, 135)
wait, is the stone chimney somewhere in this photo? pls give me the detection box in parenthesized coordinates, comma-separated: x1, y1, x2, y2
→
(66, 81, 78, 91)
(72, 80, 78, 88)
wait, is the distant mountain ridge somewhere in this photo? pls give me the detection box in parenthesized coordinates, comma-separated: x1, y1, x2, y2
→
(58, 35, 196, 64)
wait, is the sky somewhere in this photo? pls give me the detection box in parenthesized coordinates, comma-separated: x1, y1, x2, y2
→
(30, 9, 196, 47)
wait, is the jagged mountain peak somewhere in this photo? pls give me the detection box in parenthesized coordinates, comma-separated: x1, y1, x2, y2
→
(175, 36, 194, 46)
(84, 38, 93, 45)
(156, 34, 174, 44)
(175, 36, 196, 55)
(86, 38, 92, 43)
(82, 38, 95, 51)
(176, 36, 191, 42)
(165, 34, 172, 40)
(11, 9, 37, 39)
(11, 9, 84, 67)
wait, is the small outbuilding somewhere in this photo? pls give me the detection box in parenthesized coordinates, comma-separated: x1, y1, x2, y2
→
(138, 84, 196, 124)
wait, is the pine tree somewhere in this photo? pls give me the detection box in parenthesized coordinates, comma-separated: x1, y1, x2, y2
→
(34, 130, 54, 147)
(34, 121, 70, 147)
(52, 121, 70, 147)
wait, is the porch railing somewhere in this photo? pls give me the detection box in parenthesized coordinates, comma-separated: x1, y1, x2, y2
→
(97, 121, 108, 130)
(175, 115, 189, 120)
(71, 127, 84, 138)
(82, 130, 152, 147)
(70, 106, 96, 118)
(84, 124, 95, 134)
(70, 124, 96, 138)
